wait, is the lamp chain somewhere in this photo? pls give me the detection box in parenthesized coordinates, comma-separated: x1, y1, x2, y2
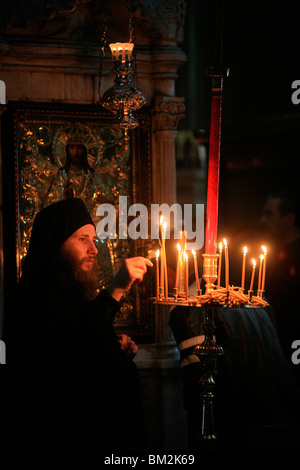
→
(98, 1, 109, 100)
(129, 2, 138, 88)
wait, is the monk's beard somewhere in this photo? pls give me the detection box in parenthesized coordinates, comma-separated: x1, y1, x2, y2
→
(56, 247, 100, 301)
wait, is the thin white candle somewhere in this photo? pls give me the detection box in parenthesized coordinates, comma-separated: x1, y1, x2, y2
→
(163, 222, 168, 298)
(258, 253, 264, 293)
(159, 216, 164, 295)
(192, 249, 200, 291)
(175, 244, 181, 289)
(249, 258, 256, 293)
(261, 246, 267, 293)
(218, 242, 223, 287)
(184, 252, 189, 300)
(223, 238, 229, 290)
(156, 250, 160, 299)
(241, 246, 247, 290)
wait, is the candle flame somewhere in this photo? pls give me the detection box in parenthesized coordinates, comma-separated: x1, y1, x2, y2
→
(156, 250, 160, 259)
(261, 245, 267, 254)
(177, 243, 181, 252)
(244, 246, 247, 254)
(223, 238, 227, 247)
(163, 221, 167, 231)
(184, 252, 188, 261)
(260, 254, 264, 261)
(160, 215, 164, 225)
(192, 249, 196, 256)
(252, 258, 256, 267)
(219, 242, 223, 251)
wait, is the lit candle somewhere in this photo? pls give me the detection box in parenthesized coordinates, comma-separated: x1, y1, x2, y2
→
(109, 42, 134, 62)
(249, 258, 256, 293)
(175, 244, 181, 290)
(261, 246, 267, 294)
(162, 220, 167, 236)
(180, 230, 186, 253)
(204, 63, 227, 256)
(159, 215, 164, 242)
(223, 238, 229, 290)
(192, 249, 200, 292)
(184, 252, 189, 300)
(204, 99, 222, 254)
(159, 216, 164, 295)
(163, 222, 168, 299)
(241, 246, 247, 290)
(179, 232, 186, 294)
(156, 250, 160, 299)
(217, 242, 223, 286)
(258, 253, 264, 293)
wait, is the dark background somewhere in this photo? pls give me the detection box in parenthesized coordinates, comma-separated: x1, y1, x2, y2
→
(176, 0, 300, 229)
(175, 0, 300, 282)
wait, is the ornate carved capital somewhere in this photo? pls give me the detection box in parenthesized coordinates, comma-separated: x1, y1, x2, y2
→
(152, 96, 185, 131)
(133, 0, 187, 44)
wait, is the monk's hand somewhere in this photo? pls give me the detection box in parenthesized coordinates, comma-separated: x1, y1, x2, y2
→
(108, 257, 153, 301)
(117, 334, 138, 359)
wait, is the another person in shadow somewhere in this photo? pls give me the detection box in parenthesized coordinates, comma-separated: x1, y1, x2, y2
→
(260, 190, 300, 383)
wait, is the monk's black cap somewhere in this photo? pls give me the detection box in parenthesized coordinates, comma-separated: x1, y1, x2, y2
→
(21, 198, 94, 280)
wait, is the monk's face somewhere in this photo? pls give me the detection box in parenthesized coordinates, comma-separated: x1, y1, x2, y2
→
(61, 224, 98, 272)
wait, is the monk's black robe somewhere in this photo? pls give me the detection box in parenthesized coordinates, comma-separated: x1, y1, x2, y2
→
(2, 199, 144, 450)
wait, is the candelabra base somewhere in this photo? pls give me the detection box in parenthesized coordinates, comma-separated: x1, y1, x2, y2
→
(152, 252, 269, 449)
(193, 304, 224, 449)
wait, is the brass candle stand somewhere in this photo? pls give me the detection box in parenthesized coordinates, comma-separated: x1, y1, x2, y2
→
(193, 253, 223, 448)
(202, 253, 219, 293)
(193, 303, 223, 446)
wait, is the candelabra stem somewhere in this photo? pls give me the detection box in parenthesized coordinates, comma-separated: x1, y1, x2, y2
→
(193, 304, 224, 449)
